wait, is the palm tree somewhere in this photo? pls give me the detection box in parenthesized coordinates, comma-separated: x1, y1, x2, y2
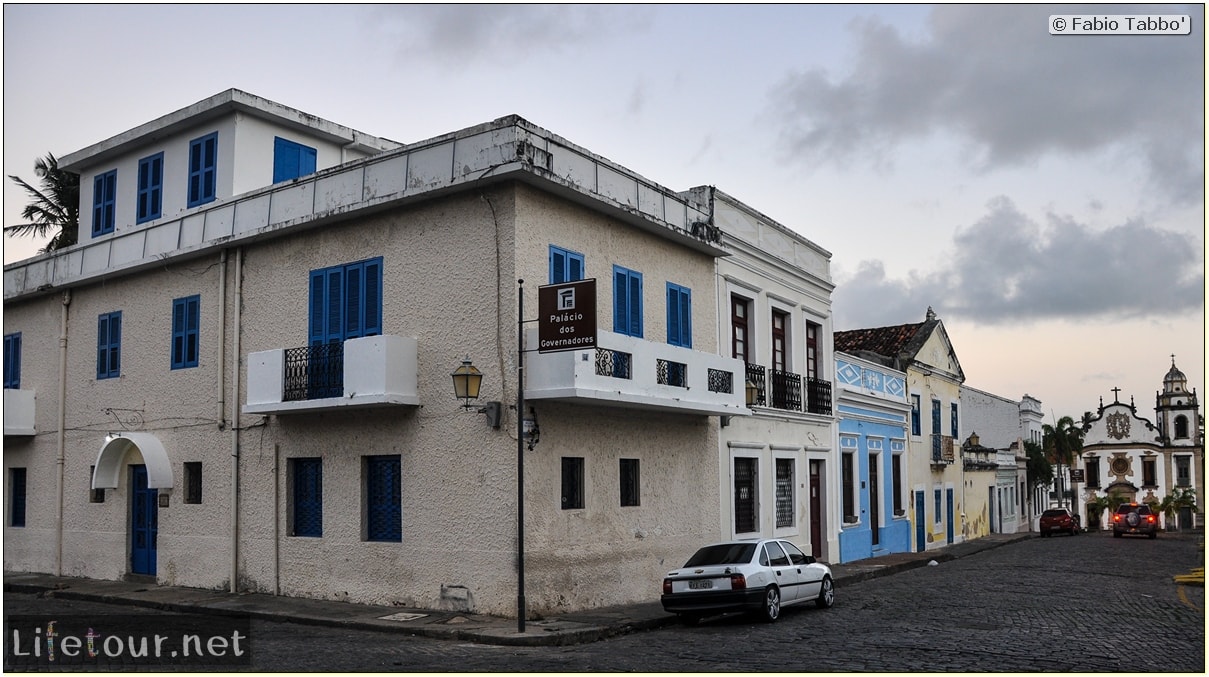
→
(6, 152, 79, 252)
(1086, 494, 1110, 530)
(1158, 487, 1199, 531)
(1043, 415, 1085, 508)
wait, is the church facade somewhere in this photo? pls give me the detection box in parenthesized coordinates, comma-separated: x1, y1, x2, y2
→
(1073, 360, 1203, 530)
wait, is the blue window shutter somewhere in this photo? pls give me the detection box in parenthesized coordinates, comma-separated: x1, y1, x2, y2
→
(666, 284, 691, 348)
(301, 145, 317, 176)
(309, 271, 326, 346)
(293, 458, 323, 537)
(667, 285, 679, 346)
(325, 269, 343, 345)
(137, 154, 163, 223)
(92, 175, 104, 236)
(4, 333, 21, 389)
(629, 272, 642, 338)
(613, 267, 627, 333)
(110, 313, 122, 376)
(92, 171, 116, 235)
(344, 262, 363, 339)
(172, 299, 186, 369)
(551, 248, 567, 284)
(186, 296, 199, 366)
(97, 315, 108, 377)
(273, 137, 295, 183)
(189, 133, 218, 206)
(274, 137, 318, 183)
(366, 456, 402, 542)
(172, 296, 200, 369)
(569, 253, 583, 282)
(363, 258, 382, 336)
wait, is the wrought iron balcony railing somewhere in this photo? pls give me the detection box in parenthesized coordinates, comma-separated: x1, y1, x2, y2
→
(745, 363, 767, 407)
(284, 343, 345, 401)
(805, 376, 832, 415)
(770, 368, 802, 411)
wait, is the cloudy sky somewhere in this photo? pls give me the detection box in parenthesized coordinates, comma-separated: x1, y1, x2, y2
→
(3, 3, 1204, 423)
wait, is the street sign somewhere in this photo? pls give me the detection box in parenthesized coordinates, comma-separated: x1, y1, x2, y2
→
(537, 279, 597, 353)
(1069, 469, 1084, 482)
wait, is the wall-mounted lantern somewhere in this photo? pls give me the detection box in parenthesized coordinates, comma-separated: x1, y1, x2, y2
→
(451, 357, 501, 428)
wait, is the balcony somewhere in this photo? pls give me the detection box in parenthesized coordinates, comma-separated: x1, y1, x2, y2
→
(525, 328, 749, 416)
(931, 435, 955, 466)
(3, 388, 36, 436)
(244, 335, 419, 415)
(745, 364, 833, 416)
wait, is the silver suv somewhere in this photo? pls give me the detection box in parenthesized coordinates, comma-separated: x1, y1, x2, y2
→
(1112, 503, 1158, 539)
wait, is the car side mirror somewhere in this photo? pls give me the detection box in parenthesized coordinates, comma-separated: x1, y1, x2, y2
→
(803, 555, 816, 564)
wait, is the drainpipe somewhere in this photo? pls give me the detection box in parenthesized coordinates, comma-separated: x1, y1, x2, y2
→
(273, 442, 280, 596)
(229, 248, 243, 593)
(217, 250, 228, 429)
(54, 290, 71, 576)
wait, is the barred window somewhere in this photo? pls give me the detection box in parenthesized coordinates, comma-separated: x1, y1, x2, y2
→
(365, 455, 401, 542)
(734, 458, 757, 533)
(290, 458, 323, 537)
(775, 459, 794, 528)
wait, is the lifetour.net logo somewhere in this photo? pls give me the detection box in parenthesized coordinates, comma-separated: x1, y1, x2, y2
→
(4, 614, 252, 669)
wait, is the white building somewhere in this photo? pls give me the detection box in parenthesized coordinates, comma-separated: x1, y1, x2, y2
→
(4, 90, 778, 617)
(695, 188, 838, 561)
(961, 386, 1037, 533)
(1071, 360, 1204, 530)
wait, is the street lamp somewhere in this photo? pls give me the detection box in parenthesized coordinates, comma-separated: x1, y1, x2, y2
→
(451, 357, 501, 428)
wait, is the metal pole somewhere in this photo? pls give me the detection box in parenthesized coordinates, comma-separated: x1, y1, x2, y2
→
(517, 279, 526, 633)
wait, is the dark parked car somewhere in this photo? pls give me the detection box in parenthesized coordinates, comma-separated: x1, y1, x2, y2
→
(1112, 502, 1158, 538)
(1039, 508, 1080, 536)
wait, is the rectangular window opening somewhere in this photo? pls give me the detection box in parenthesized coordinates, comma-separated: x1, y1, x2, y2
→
(775, 458, 794, 528)
(613, 266, 643, 337)
(365, 455, 402, 542)
(549, 245, 585, 284)
(734, 457, 757, 534)
(137, 153, 163, 223)
(188, 132, 218, 207)
(184, 462, 203, 504)
(171, 296, 201, 369)
(3, 333, 21, 389)
(10, 468, 27, 527)
(97, 311, 122, 379)
(290, 457, 323, 537)
(561, 457, 584, 510)
(620, 458, 640, 507)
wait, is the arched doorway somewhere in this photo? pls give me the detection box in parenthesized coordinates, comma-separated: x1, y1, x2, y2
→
(92, 433, 174, 577)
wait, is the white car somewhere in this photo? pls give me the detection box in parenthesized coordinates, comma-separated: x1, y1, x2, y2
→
(661, 539, 835, 624)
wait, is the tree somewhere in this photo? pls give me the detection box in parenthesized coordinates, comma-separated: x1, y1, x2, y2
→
(1158, 487, 1198, 531)
(6, 153, 79, 252)
(1024, 440, 1053, 493)
(1043, 415, 1085, 508)
(1086, 494, 1110, 530)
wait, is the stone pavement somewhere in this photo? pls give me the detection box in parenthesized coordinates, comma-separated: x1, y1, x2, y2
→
(4, 532, 1032, 647)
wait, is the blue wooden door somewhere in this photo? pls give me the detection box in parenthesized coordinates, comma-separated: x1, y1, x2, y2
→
(914, 491, 926, 552)
(946, 488, 955, 544)
(130, 465, 158, 576)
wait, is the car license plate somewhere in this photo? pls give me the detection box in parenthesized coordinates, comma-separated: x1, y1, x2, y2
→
(688, 580, 713, 590)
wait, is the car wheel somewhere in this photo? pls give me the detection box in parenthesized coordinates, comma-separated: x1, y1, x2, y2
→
(761, 586, 781, 623)
(678, 613, 702, 626)
(816, 576, 835, 609)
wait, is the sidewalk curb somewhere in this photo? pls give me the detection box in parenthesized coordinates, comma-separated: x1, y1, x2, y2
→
(5, 533, 1037, 647)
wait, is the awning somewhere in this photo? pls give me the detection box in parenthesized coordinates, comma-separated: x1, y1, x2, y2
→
(92, 432, 174, 490)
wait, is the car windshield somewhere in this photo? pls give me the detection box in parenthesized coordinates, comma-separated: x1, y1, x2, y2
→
(684, 543, 757, 567)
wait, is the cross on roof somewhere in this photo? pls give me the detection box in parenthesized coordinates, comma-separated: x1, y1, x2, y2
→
(1111, 387, 1121, 402)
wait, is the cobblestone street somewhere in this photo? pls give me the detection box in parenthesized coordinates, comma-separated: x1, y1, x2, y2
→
(5, 531, 1204, 672)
